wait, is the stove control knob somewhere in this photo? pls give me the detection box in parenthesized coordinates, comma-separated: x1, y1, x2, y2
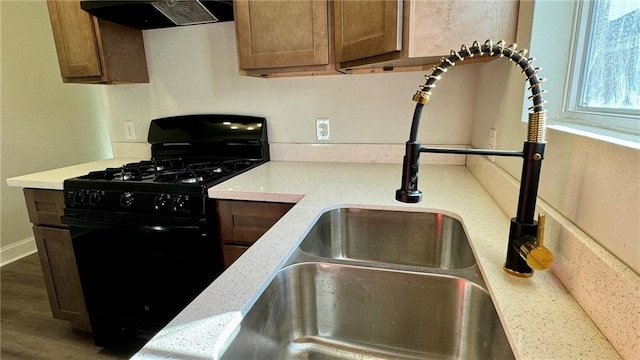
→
(89, 190, 104, 205)
(120, 192, 134, 208)
(72, 190, 89, 205)
(154, 194, 171, 211)
(172, 195, 186, 212)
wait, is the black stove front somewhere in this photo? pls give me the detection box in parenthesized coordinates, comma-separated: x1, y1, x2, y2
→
(61, 114, 268, 352)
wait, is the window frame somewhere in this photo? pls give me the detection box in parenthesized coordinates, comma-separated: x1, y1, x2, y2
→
(556, 0, 639, 142)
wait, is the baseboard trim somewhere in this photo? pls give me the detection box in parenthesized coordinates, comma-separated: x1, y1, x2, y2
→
(0, 236, 37, 267)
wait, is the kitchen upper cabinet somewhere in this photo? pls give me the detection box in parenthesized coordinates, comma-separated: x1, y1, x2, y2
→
(46, 0, 149, 84)
(334, 0, 402, 63)
(334, 0, 519, 72)
(23, 189, 91, 332)
(234, 0, 338, 77)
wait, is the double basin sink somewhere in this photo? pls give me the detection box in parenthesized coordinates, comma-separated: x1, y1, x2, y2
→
(219, 208, 515, 359)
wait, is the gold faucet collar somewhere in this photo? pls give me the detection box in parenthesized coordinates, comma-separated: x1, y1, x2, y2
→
(412, 91, 430, 105)
(527, 111, 547, 143)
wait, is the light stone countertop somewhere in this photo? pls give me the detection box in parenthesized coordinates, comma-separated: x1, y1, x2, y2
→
(132, 161, 620, 360)
(5, 158, 147, 190)
(6, 159, 622, 360)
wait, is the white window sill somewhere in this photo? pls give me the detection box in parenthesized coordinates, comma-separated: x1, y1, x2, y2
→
(547, 123, 640, 151)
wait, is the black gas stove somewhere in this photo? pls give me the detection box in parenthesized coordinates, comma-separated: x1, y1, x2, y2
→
(64, 114, 269, 215)
(61, 114, 268, 352)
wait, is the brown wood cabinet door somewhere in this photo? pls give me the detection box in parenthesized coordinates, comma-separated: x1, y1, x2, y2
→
(32, 226, 91, 332)
(334, 0, 402, 63)
(46, 0, 102, 79)
(235, 0, 329, 69)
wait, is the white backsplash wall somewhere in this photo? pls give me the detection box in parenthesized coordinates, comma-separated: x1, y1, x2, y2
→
(102, 22, 480, 147)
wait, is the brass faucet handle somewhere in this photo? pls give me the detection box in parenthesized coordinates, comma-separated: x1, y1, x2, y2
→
(519, 213, 554, 270)
(537, 213, 546, 246)
(523, 243, 554, 270)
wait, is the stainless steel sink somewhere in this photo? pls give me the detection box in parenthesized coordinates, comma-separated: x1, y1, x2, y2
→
(219, 262, 514, 360)
(298, 208, 476, 269)
(218, 208, 513, 359)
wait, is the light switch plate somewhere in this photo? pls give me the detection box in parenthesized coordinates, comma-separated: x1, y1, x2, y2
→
(124, 121, 136, 140)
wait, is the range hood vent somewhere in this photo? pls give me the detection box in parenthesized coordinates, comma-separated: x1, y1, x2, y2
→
(80, 0, 234, 30)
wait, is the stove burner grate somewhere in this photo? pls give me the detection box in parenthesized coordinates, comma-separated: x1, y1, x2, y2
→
(77, 158, 260, 185)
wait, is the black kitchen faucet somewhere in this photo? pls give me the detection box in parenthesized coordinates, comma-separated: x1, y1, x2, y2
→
(396, 40, 553, 278)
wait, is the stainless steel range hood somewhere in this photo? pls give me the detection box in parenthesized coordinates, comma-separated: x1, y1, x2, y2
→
(80, 0, 234, 30)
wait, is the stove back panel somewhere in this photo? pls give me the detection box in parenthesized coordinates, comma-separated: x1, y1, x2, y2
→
(148, 114, 269, 162)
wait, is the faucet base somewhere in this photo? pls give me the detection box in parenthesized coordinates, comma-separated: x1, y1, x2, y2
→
(395, 189, 422, 203)
(503, 266, 533, 278)
(504, 218, 538, 277)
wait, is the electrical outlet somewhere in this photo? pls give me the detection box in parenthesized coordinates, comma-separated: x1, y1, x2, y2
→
(316, 118, 330, 141)
(488, 128, 497, 162)
(124, 121, 136, 140)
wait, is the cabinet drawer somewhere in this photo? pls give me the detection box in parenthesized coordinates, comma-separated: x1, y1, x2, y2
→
(24, 189, 65, 227)
(217, 200, 294, 245)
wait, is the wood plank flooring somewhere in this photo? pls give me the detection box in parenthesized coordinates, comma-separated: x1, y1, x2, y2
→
(1, 254, 130, 360)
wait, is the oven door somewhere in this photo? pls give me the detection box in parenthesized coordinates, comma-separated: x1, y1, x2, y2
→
(62, 213, 223, 350)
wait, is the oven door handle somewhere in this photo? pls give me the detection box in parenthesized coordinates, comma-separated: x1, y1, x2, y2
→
(60, 215, 202, 233)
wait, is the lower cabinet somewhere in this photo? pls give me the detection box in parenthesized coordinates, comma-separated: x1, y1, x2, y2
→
(32, 226, 91, 331)
(23, 189, 91, 332)
(216, 200, 294, 268)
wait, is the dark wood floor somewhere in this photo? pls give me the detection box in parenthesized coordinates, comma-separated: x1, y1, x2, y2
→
(1, 254, 130, 360)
